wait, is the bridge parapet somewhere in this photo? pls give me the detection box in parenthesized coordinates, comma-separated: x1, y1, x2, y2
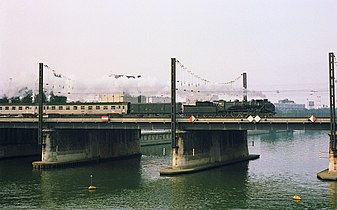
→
(0, 117, 331, 130)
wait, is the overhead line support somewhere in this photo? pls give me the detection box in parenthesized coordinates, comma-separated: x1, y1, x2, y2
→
(329, 52, 336, 151)
(171, 58, 177, 149)
(38, 63, 44, 145)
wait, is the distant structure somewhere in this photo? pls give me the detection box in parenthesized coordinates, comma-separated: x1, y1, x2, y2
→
(99, 93, 170, 104)
(147, 96, 170, 103)
(185, 96, 198, 105)
(274, 99, 305, 112)
(307, 100, 315, 109)
(99, 93, 125, 102)
(124, 94, 146, 103)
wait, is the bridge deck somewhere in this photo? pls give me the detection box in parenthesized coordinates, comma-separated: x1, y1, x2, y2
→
(0, 117, 330, 130)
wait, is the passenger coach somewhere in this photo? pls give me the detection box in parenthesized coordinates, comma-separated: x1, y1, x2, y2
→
(0, 102, 129, 117)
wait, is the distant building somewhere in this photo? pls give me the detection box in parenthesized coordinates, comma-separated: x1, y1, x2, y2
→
(98, 93, 146, 103)
(147, 96, 170, 103)
(124, 94, 146, 103)
(308, 100, 315, 109)
(99, 93, 124, 102)
(99, 93, 177, 104)
(274, 99, 305, 113)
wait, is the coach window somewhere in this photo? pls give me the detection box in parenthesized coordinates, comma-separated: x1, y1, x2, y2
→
(25, 106, 29, 110)
(111, 106, 115, 110)
(96, 106, 100, 110)
(5, 107, 9, 110)
(66, 106, 70, 110)
(0, 107, 2, 110)
(19, 106, 23, 110)
(73, 106, 78, 110)
(103, 106, 108, 110)
(118, 106, 121, 109)
(88, 106, 93, 110)
(51, 106, 56, 110)
(12, 107, 16, 110)
(81, 106, 85, 110)
(59, 106, 63, 110)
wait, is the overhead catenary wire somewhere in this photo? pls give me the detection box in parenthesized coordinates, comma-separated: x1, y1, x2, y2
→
(41, 64, 74, 95)
(173, 59, 331, 102)
(175, 59, 247, 99)
(176, 59, 243, 86)
(2, 60, 328, 102)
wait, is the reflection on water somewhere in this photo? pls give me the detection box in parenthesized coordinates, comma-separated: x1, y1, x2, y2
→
(0, 130, 336, 209)
(141, 143, 172, 156)
(328, 182, 337, 209)
(170, 162, 250, 209)
(39, 157, 142, 207)
(259, 130, 295, 142)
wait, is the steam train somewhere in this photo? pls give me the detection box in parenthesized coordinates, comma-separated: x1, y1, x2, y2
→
(0, 99, 275, 118)
(184, 99, 275, 117)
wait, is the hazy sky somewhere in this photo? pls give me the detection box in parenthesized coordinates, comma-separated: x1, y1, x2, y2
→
(1, 0, 337, 105)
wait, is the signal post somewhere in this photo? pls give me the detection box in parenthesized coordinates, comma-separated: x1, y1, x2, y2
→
(317, 52, 337, 180)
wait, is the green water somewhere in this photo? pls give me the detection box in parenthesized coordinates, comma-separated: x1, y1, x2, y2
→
(0, 131, 336, 209)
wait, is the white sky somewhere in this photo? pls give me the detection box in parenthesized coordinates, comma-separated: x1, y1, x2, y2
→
(0, 0, 337, 105)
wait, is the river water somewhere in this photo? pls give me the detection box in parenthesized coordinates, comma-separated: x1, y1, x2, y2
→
(1, 131, 336, 209)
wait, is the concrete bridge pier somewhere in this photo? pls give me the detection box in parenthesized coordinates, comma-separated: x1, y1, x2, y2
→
(160, 130, 259, 175)
(317, 142, 337, 180)
(41, 129, 57, 162)
(32, 128, 141, 169)
(328, 151, 337, 173)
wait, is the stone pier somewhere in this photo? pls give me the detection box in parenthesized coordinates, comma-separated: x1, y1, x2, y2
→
(160, 130, 259, 175)
(317, 145, 337, 181)
(0, 128, 40, 159)
(32, 128, 141, 169)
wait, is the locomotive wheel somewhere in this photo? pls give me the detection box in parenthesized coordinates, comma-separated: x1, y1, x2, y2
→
(267, 113, 274, 117)
(231, 112, 240, 118)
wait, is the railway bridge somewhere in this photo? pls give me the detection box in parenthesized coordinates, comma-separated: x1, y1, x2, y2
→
(0, 116, 330, 174)
(1, 54, 336, 179)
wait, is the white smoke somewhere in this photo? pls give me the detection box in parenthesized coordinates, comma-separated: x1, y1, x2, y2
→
(65, 75, 170, 102)
(1, 71, 266, 103)
(0, 72, 37, 98)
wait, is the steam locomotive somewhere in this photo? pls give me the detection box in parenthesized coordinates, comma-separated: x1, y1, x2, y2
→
(0, 99, 275, 118)
(184, 99, 276, 117)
